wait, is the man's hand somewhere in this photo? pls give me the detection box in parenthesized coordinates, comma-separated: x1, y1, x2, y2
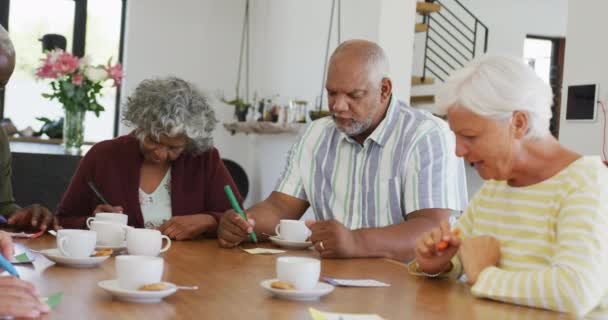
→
(0, 276, 50, 318)
(306, 220, 361, 258)
(459, 235, 501, 284)
(7, 204, 58, 231)
(159, 214, 218, 241)
(217, 210, 255, 248)
(414, 220, 460, 275)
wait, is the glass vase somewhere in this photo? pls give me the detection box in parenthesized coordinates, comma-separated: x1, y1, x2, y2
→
(63, 108, 85, 155)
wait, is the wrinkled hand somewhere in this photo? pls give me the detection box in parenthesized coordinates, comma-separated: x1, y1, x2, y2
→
(93, 204, 124, 214)
(414, 220, 461, 274)
(306, 220, 360, 258)
(8, 204, 58, 231)
(159, 214, 217, 241)
(0, 231, 14, 262)
(217, 210, 255, 248)
(0, 276, 50, 318)
(459, 235, 501, 284)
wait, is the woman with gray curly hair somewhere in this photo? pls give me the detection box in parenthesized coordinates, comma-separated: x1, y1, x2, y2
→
(56, 77, 243, 240)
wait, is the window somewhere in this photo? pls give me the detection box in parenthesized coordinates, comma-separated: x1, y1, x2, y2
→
(1, 0, 125, 142)
(84, 0, 124, 141)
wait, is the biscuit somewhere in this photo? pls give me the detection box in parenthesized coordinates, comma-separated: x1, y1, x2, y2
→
(139, 283, 168, 291)
(91, 249, 113, 257)
(270, 281, 295, 290)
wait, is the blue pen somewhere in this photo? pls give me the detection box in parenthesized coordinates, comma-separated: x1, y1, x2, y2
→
(0, 253, 19, 278)
(0, 215, 7, 224)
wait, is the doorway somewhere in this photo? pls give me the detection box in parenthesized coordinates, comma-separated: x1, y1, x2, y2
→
(524, 35, 566, 138)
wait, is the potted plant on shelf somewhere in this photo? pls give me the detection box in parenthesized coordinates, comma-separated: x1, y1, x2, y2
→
(36, 49, 122, 154)
(220, 96, 250, 122)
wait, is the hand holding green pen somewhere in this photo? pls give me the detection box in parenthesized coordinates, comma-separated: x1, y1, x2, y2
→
(223, 185, 258, 243)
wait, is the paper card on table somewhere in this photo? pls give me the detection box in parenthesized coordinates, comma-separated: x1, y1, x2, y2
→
(32, 253, 55, 274)
(309, 308, 385, 320)
(41, 292, 64, 309)
(240, 247, 286, 255)
(323, 277, 390, 287)
(6, 230, 45, 239)
(12, 252, 33, 263)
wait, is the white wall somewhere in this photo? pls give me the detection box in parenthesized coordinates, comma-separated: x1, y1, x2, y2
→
(121, 0, 417, 207)
(558, 0, 607, 156)
(459, 0, 567, 56)
(378, 0, 417, 100)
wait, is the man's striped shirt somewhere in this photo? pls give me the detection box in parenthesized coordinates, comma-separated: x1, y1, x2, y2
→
(275, 97, 468, 229)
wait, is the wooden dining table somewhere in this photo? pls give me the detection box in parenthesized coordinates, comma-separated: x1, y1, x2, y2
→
(12, 235, 571, 320)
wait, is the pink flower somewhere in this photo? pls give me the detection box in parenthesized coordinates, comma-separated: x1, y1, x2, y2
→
(35, 52, 59, 79)
(53, 51, 79, 75)
(35, 63, 58, 79)
(106, 63, 123, 87)
(71, 73, 83, 86)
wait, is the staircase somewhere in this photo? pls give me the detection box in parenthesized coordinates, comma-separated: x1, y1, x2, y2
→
(410, 0, 489, 112)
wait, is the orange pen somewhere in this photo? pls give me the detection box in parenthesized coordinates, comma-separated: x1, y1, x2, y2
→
(437, 228, 460, 251)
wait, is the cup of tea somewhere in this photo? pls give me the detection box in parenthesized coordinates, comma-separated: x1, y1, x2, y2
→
(86, 212, 128, 228)
(276, 256, 320, 290)
(274, 220, 311, 242)
(126, 228, 171, 256)
(89, 221, 128, 247)
(56, 229, 97, 258)
(115, 255, 164, 290)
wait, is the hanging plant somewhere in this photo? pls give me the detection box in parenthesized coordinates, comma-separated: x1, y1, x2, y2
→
(221, 0, 251, 122)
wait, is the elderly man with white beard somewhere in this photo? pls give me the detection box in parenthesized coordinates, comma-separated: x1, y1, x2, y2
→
(218, 39, 467, 261)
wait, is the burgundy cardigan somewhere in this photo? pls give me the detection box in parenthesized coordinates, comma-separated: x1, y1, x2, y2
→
(56, 134, 243, 229)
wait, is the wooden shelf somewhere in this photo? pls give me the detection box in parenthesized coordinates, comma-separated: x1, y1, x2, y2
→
(411, 76, 435, 85)
(415, 23, 428, 33)
(9, 136, 63, 145)
(410, 95, 435, 105)
(223, 122, 305, 135)
(416, 2, 441, 15)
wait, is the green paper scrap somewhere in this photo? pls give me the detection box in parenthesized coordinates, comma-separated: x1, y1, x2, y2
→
(44, 292, 64, 309)
(14, 252, 30, 263)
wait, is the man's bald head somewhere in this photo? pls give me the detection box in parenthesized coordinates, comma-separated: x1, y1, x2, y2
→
(329, 39, 390, 87)
(325, 40, 393, 141)
(0, 25, 15, 87)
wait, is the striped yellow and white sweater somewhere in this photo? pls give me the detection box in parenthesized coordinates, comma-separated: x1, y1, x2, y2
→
(453, 156, 608, 316)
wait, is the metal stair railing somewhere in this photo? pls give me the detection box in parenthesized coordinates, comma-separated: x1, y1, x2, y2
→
(421, 0, 489, 82)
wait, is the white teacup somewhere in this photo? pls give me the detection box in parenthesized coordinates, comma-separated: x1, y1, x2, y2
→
(126, 228, 171, 256)
(274, 220, 311, 242)
(115, 255, 164, 290)
(56, 229, 97, 258)
(86, 212, 128, 228)
(89, 221, 128, 247)
(276, 256, 320, 290)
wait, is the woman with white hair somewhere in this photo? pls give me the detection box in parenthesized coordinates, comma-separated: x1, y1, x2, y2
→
(56, 77, 242, 240)
(412, 55, 608, 316)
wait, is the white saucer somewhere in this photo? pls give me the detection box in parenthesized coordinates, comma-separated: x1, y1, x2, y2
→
(260, 279, 334, 301)
(269, 236, 313, 249)
(98, 280, 177, 303)
(38, 248, 110, 268)
(96, 241, 127, 250)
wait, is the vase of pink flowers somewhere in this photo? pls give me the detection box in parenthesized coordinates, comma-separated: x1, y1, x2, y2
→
(36, 49, 122, 154)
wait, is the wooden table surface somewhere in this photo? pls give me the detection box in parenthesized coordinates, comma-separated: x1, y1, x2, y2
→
(13, 235, 570, 320)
